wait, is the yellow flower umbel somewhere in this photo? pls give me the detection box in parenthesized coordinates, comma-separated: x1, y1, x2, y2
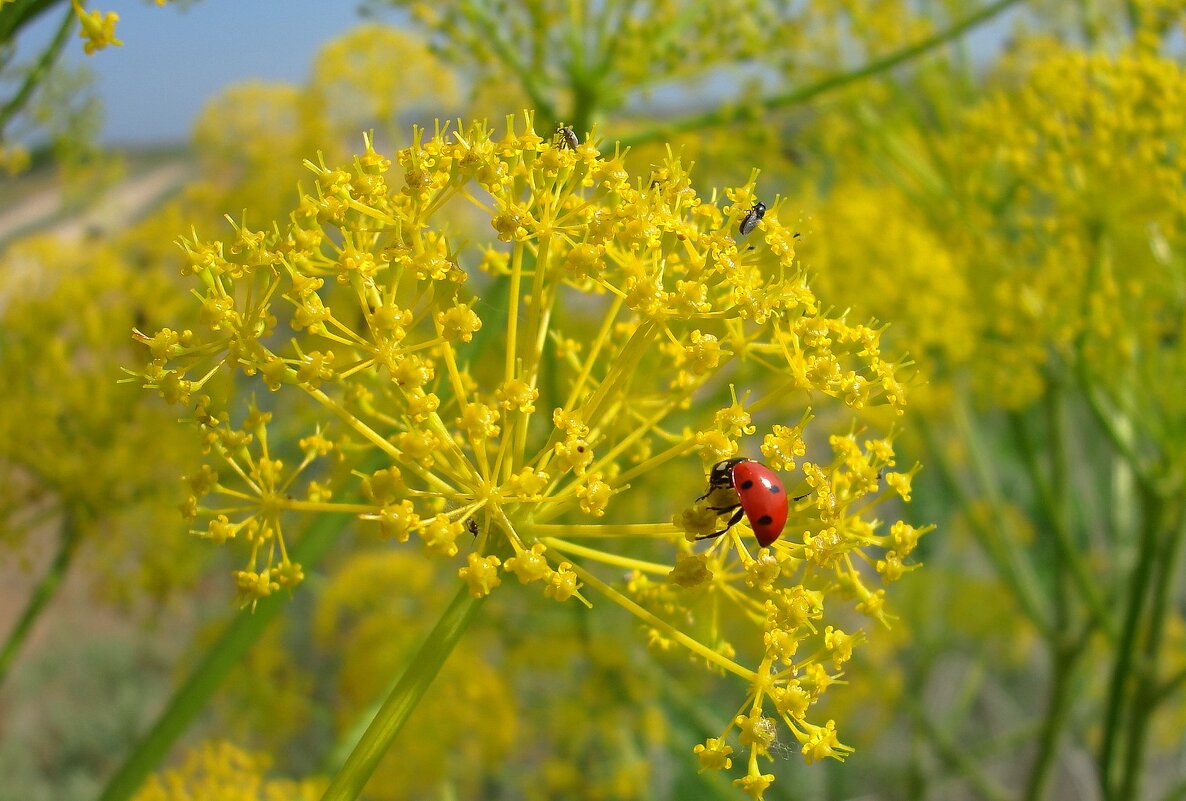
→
(133, 740, 322, 801)
(138, 114, 924, 794)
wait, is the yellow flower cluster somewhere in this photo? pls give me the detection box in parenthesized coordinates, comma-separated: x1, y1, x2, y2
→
(133, 740, 322, 801)
(0, 235, 203, 600)
(801, 44, 1186, 415)
(804, 183, 974, 413)
(138, 114, 924, 793)
(954, 46, 1186, 409)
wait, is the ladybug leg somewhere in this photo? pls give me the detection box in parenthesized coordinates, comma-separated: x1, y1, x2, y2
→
(695, 482, 728, 503)
(696, 506, 746, 540)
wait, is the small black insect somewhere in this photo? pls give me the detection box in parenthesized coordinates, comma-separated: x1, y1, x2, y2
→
(554, 123, 580, 150)
(739, 201, 766, 236)
(466, 518, 479, 538)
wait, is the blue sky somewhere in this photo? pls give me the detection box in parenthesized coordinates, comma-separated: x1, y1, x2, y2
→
(45, 0, 380, 144)
(20, 1, 1024, 147)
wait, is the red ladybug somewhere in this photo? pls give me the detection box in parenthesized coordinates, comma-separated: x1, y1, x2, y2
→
(695, 457, 789, 546)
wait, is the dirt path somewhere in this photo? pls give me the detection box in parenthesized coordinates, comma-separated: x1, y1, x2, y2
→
(0, 161, 193, 243)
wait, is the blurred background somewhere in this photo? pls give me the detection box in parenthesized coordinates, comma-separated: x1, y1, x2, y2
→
(2, 1, 1185, 800)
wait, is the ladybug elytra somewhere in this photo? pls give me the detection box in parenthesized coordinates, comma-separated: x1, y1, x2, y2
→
(695, 457, 789, 547)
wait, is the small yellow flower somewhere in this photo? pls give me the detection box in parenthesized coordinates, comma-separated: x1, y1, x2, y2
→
(693, 737, 734, 771)
(72, 1, 123, 54)
(504, 543, 550, 583)
(458, 552, 502, 597)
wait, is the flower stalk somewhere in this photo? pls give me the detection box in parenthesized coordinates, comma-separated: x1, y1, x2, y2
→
(319, 583, 483, 801)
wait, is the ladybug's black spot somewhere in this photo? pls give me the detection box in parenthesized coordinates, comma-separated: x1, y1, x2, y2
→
(757, 515, 774, 526)
(768, 485, 781, 494)
(740, 480, 754, 490)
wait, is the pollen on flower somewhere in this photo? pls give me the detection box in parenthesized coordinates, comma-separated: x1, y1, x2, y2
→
(693, 738, 734, 771)
(371, 501, 418, 542)
(734, 771, 776, 799)
(772, 682, 812, 720)
(420, 514, 463, 557)
(459, 553, 502, 597)
(761, 418, 810, 472)
(576, 473, 612, 516)
(744, 551, 781, 589)
(544, 562, 581, 602)
(506, 467, 549, 498)
(552, 437, 594, 474)
(884, 470, 914, 501)
(667, 554, 713, 588)
(504, 543, 550, 583)
(824, 626, 856, 667)
(737, 712, 778, 753)
(890, 520, 928, 556)
(497, 377, 538, 412)
(672, 504, 719, 540)
(764, 627, 799, 664)
(235, 569, 279, 606)
(794, 720, 854, 764)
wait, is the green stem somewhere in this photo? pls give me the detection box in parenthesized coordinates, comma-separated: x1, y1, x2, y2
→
(1116, 503, 1186, 801)
(0, 1, 75, 138)
(903, 696, 1012, 801)
(96, 508, 357, 801)
(1045, 386, 1071, 629)
(1097, 488, 1162, 800)
(617, 0, 1025, 148)
(319, 583, 482, 801)
(1076, 360, 1155, 495)
(1022, 637, 1085, 801)
(0, 0, 64, 43)
(1006, 409, 1114, 640)
(459, 0, 557, 123)
(0, 509, 80, 687)
(919, 413, 1052, 636)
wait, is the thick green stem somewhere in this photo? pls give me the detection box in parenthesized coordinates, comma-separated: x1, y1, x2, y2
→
(1116, 504, 1186, 801)
(1022, 638, 1085, 801)
(618, 0, 1025, 148)
(1006, 408, 1114, 640)
(1098, 488, 1162, 800)
(96, 509, 357, 801)
(319, 583, 482, 801)
(0, 509, 79, 687)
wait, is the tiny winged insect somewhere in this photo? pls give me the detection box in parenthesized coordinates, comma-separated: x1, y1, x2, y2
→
(739, 201, 766, 236)
(695, 458, 790, 547)
(553, 123, 580, 150)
